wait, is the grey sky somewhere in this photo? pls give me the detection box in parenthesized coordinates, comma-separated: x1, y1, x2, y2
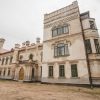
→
(0, 0, 100, 50)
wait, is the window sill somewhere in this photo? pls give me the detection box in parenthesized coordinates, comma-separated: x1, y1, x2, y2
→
(58, 77, 66, 79)
(52, 33, 69, 38)
(48, 76, 54, 79)
(54, 54, 70, 58)
(70, 77, 80, 79)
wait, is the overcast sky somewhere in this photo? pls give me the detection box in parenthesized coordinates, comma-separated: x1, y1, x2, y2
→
(0, 0, 100, 50)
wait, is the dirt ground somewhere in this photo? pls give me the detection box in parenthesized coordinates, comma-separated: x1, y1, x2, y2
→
(0, 80, 100, 100)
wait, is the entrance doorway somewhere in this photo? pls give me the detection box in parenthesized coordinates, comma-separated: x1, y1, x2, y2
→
(32, 68, 34, 80)
(19, 68, 24, 80)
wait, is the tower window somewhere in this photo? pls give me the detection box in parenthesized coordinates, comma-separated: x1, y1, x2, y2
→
(89, 21, 95, 29)
(85, 39, 92, 54)
(52, 25, 69, 37)
(94, 39, 100, 54)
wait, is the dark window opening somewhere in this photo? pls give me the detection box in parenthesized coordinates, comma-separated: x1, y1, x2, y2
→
(52, 26, 69, 37)
(48, 66, 53, 77)
(94, 39, 100, 54)
(85, 39, 92, 54)
(59, 65, 65, 77)
(54, 44, 69, 57)
(89, 21, 96, 29)
(71, 64, 78, 77)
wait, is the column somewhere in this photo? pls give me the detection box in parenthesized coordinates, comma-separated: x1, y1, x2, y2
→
(65, 61, 71, 78)
(54, 63, 59, 78)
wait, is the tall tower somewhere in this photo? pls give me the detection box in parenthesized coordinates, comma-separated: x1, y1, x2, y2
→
(0, 38, 5, 49)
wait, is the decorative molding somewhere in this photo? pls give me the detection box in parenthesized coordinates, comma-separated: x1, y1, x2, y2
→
(44, 13, 79, 28)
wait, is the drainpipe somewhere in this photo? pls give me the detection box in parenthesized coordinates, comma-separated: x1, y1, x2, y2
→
(78, 9, 93, 88)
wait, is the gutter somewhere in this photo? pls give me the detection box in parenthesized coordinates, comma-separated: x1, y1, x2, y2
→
(78, 9, 93, 88)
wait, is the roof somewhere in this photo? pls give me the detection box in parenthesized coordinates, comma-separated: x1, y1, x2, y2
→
(0, 48, 8, 54)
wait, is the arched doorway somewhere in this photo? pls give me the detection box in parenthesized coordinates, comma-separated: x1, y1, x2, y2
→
(19, 68, 24, 80)
(31, 68, 34, 80)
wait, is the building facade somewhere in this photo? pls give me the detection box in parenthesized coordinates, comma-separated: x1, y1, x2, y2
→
(0, 1, 100, 85)
(0, 39, 43, 82)
(42, 1, 100, 85)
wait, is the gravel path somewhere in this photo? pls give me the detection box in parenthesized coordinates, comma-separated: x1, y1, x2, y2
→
(0, 80, 100, 100)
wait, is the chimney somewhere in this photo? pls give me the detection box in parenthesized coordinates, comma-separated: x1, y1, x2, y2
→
(36, 37, 40, 44)
(26, 41, 30, 46)
(22, 42, 26, 48)
(0, 38, 5, 49)
(15, 44, 20, 49)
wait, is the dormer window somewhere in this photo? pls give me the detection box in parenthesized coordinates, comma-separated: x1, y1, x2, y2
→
(52, 25, 69, 37)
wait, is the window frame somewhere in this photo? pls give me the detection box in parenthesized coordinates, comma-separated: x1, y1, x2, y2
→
(89, 21, 96, 30)
(52, 25, 69, 37)
(54, 43, 69, 57)
(8, 69, 10, 76)
(48, 66, 53, 78)
(94, 39, 100, 54)
(71, 64, 78, 78)
(85, 39, 92, 54)
(59, 65, 65, 78)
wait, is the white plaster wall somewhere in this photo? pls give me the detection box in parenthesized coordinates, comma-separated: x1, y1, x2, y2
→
(43, 18, 82, 41)
(43, 37, 86, 63)
(78, 60, 89, 78)
(82, 19, 90, 30)
(91, 61, 100, 77)
(54, 63, 59, 78)
(65, 62, 71, 78)
(42, 64, 48, 78)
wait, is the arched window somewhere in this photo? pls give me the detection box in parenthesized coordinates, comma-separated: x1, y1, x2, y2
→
(5, 57, 9, 65)
(40, 52, 43, 62)
(19, 55, 23, 61)
(0, 69, 2, 76)
(2, 58, 5, 65)
(52, 25, 69, 37)
(8, 69, 10, 76)
(3, 69, 6, 76)
(10, 56, 13, 64)
(0, 58, 1, 65)
(29, 54, 33, 60)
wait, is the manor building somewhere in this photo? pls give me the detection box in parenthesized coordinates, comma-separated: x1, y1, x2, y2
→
(0, 1, 100, 85)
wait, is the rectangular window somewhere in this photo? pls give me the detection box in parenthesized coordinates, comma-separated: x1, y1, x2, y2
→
(89, 21, 95, 29)
(85, 39, 92, 54)
(71, 64, 78, 77)
(0, 70, 1, 76)
(8, 69, 10, 76)
(2, 58, 4, 65)
(57, 28, 62, 35)
(94, 39, 100, 54)
(48, 66, 53, 77)
(59, 65, 65, 77)
(57, 44, 65, 56)
(52, 29, 57, 37)
(52, 26, 69, 37)
(3, 70, 6, 76)
(63, 26, 69, 33)
(54, 44, 69, 57)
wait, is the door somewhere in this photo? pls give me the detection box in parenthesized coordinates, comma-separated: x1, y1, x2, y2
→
(19, 68, 24, 80)
(32, 68, 34, 80)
